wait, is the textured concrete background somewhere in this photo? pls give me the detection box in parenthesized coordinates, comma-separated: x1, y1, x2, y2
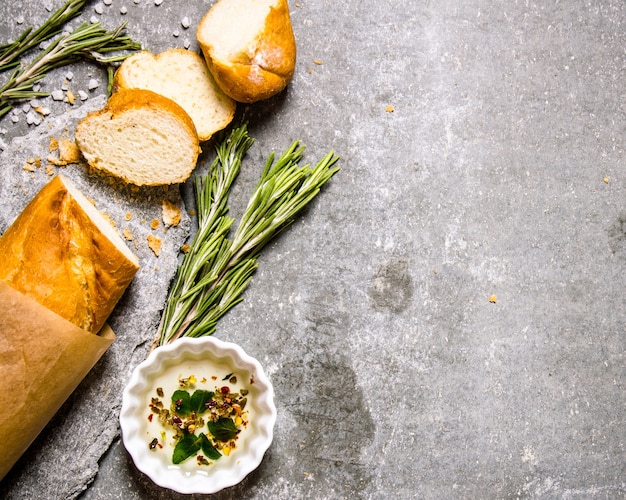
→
(0, 0, 624, 499)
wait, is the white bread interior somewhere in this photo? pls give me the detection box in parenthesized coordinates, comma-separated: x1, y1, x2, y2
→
(0, 174, 139, 333)
(75, 88, 201, 186)
(113, 49, 236, 142)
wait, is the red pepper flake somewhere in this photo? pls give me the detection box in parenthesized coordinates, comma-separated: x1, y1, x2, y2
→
(220, 386, 230, 395)
(148, 414, 154, 422)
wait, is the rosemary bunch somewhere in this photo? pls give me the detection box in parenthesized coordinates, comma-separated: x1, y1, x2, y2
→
(0, 0, 88, 71)
(0, 16, 140, 118)
(156, 125, 340, 346)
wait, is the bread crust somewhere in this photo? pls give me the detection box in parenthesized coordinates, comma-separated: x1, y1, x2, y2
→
(0, 175, 139, 333)
(75, 88, 201, 186)
(197, 0, 297, 103)
(113, 49, 236, 141)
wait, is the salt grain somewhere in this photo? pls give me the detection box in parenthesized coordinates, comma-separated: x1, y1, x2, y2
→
(16, 15, 24, 24)
(120, 6, 128, 14)
(95, 3, 104, 14)
(78, 90, 89, 101)
(90, 16, 99, 23)
(172, 30, 180, 37)
(183, 39, 191, 49)
(88, 79, 100, 90)
(65, 71, 74, 81)
(51, 90, 65, 101)
(103, 0, 112, 4)
(154, 0, 163, 5)
(181, 17, 191, 29)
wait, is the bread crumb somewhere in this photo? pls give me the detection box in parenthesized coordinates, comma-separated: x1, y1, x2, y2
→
(125, 212, 132, 221)
(123, 228, 133, 241)
(46, 155, 68, 167)
(313, 59, 323, 65)
(49, 137, 59, 152)
(604, 176, 609, 184)
(151, 218, 160, 230)
(147, 234, 162, 256)
(66, 90, 75, 105)
(45, 164, 55, 175)
(181, 243, 191, 253)
(23, 162, 36, 172)
(59, 138, 81, 163)
(489, 294, 497, 303)
(162, 200, 181, 227)
(385, 104, 395, 113)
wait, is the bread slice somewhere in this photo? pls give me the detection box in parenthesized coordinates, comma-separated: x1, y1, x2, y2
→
(75, 88, 201, 186)
(113, 49, 236, 142)
(197, 0, 297, 103)
(0, 174, 139, 333)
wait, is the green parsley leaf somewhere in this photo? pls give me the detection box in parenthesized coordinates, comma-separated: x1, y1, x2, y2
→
(190, 390, 215, 414)
(171, 389, 191, 416)
(172, 433, 203, 464)
(200, 433, 222, 460)
(208, 417, 239, 442)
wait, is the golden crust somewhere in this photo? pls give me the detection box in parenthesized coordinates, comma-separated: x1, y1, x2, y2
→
(197, 0, 297, 103)
(113, 49, 236, 141)
(0, 175, 139, 333)
(75, 88, 201, 186)
(105, 88, 199, 138)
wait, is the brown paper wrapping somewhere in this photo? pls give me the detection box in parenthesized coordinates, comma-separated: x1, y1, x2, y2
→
(0, 281, 115, 480)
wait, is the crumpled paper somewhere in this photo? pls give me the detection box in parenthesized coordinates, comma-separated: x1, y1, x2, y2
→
(0, 282, 115, 479)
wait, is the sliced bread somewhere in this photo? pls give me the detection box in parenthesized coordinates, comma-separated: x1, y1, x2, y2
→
(75, 88, 201, 186)
(113, 49, 236, 142)
(197, 0, 297, 103)
(0, 174, 139, 333)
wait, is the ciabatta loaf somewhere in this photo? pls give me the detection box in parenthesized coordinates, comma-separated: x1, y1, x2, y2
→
(197, 0, 297, 103)
(0, 174, 139, 333)
(75, 88, 201, 186)
(113, 49, 236, 142)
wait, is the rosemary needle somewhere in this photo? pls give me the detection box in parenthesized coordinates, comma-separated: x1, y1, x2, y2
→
(156, 125, 340, 346)
(0, 0, 88, 72)
(0, 14, 140, 118)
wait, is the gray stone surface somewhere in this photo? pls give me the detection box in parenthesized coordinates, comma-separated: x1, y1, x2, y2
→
(0, 0, 625, 499)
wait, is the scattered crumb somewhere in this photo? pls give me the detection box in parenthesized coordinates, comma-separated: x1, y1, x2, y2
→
(66, 90, 75, 105)
(125, 212, 132, 221)
(489, 294, 497, 303)
(151, 218, 160, 230)
(45, 164, 55, 175)
(123, 228, 133, 241)
(59, 138, 81, 163)
(147, 234, 162, 256)
(604, 176, 609, 184)
(49, 137, 59, 152)
(313, 59, 323, 65)
(180, 243, 191, 253)
(162, 200, 181, 227)
(385, 104, 395, 113)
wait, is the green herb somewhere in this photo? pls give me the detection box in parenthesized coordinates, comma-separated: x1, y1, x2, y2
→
(200, 434, 223, 460)
(190, 390, 215, 414)
(171, 389, 192, 416)
(0, 3, 140, 118)
(0, 0, 87, 72)
(208, 417, 239, 442)
(172, 433, 205, 465)
(156, 125, 340, 346)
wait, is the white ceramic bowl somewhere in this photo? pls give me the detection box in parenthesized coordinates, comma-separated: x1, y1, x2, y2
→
(119, 336, 276, 494)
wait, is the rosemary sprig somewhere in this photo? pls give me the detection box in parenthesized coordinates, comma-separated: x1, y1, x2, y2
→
(156, 125, 340, 346)
(0, 19, 141, 118)
(0, 0, 88, 72)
